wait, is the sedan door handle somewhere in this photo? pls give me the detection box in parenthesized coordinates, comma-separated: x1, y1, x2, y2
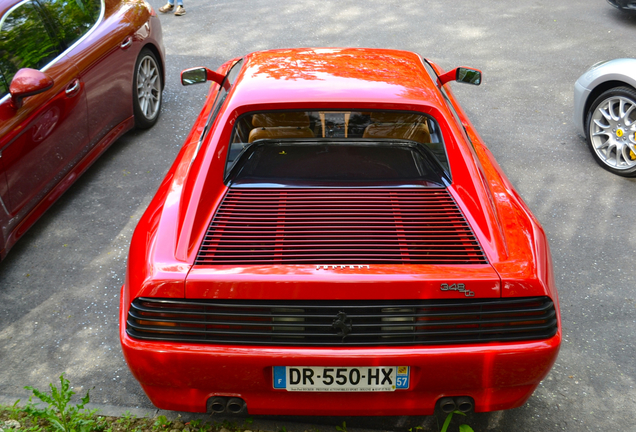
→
(121, 36, 133, 49)
(65, 79, 80, 97)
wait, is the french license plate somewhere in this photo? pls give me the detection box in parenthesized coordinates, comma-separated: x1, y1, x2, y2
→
(273, 366, 410, 391)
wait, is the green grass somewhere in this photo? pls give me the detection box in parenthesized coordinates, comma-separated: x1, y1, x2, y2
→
(1, 405, 257, 432)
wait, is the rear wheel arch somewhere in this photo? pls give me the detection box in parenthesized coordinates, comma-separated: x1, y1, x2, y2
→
(584, 80, 635, 130)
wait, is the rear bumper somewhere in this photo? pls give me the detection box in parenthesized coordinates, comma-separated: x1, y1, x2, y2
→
(120, 293, 560, 415)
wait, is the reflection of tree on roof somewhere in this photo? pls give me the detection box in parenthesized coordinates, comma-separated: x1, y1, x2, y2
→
(246, 48, 435, 101)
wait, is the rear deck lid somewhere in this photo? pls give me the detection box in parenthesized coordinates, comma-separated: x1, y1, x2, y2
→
(186, 187, 500, 300)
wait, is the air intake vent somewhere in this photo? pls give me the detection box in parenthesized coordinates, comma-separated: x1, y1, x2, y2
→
(127, 297, 558, 346)
(195, 188, 487, 265)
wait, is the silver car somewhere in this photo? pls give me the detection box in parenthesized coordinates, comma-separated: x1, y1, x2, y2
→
(574, 58, 636, 177)
(607, 0, 636, 10)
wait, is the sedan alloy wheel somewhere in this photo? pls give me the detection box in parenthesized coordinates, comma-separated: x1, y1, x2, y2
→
(134, 48, 162, 129)
(587, 87, 636, 176)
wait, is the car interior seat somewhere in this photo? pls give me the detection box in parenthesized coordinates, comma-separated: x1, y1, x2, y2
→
(248, 112, 315, 143)
(362, 112, 431, 144)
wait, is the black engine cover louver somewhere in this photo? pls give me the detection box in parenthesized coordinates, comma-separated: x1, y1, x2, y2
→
(195, 188, 487, 265)
(127, 297, 558, 346)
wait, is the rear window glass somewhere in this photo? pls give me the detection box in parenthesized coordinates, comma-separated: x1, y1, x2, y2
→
(226, 110, 449, 186)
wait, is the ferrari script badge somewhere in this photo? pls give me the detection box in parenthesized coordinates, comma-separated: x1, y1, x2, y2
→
(316, 265, 370, 270)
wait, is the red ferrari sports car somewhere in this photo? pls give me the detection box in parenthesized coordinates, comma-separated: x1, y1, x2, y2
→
(120, 48, 561, 416)
(0, 0, 164, 260)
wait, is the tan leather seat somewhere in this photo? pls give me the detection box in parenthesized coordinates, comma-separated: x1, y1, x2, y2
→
(248, 127, 315, 142)
(248, 112, 315, 143)
(362, 113, 431, 144)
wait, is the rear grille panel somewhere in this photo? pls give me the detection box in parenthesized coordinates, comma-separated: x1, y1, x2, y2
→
(127, 297, 558, 346)
(195, 188, 487, 265)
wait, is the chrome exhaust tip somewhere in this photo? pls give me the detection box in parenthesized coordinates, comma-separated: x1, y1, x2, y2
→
(455, 396, 474, 413)
(439, 397, 457, 414)
(226, 397, 246, 414)
(208, 396, 227, 414)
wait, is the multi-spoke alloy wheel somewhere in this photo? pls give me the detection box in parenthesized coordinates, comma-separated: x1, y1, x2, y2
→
(586, 87, 636, 177)
(133, 48, 162, 129)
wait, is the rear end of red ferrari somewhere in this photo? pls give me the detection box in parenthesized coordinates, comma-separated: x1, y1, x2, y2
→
(121, 274, 559, 415)
(120, 48, 560, 416)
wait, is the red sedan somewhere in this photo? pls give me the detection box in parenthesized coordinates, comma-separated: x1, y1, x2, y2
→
(120, 48, 560, 416)
(0, 0, 164, 260)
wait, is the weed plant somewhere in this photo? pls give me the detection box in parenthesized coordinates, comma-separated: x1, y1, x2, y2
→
(439, 411, 474, 432)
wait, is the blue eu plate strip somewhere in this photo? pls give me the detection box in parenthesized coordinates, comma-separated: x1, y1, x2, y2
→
(396, 366, 410, 389)
(273, 366, 286, 389)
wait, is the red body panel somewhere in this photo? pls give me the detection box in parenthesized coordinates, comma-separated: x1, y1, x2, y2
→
(0, 0, 165, 260)
(185, 265, 501, 300)
(0, 59, 89, 217)
(121, 48, 561, 415)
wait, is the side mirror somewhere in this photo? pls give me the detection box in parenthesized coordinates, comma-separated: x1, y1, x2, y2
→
(181, 67, 225, 86)
(9, 68, 54, 109)
(456, 67, 481, 85)
(438, 67, 482, 87)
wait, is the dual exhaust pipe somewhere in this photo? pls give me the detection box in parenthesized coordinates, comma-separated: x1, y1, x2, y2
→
(438, 396, 474, 413)
(208, 396, 247, 415)
(209, 394, 469, 415)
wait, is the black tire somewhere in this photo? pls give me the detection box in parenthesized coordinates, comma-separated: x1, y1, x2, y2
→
(133, 48, 162, 129)
(585, 86, 636, 177)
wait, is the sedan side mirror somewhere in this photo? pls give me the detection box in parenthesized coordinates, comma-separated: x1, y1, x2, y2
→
(9, 68, 54, 109)
(438, 67, 482, 87)
(181, 67, 225, 86)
